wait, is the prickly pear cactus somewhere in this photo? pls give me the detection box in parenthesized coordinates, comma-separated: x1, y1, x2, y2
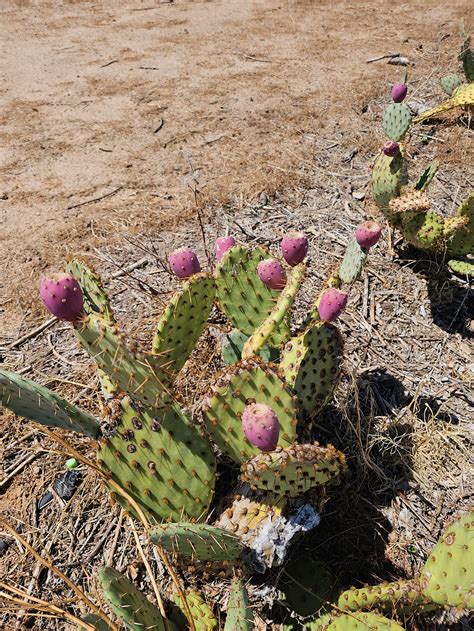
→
(326, 612, 406, 631)
(414, 162, 439, 192)
(337, 579, 435, 614)
(382, 103, 412, 141)
(420, 511, 474, 608)
(413, 82, 474, 123)
(222, 329, 277, 365)
(224, 578, 254, 631)
(149, 523, 244, 562)
(440, 73, 463, 96)
(338, 239, 367, 284)
(447, 259, 474, 275)
(388, 189, 445, 249)
(173, 590, 217, 631)
(202, 359, 298, 463)
(215, 244, 290, 347)
(65, 259, 115, 323)
(240, 443, 346, 496)
(98, 567, 174, 631)
(446, 192, 474, 258)
(372, 151, 407, 218)
(459, 21, 474, 82)
(0, 369, 99, 438)
(282, 555, 336, 617)
(280, 323, 343, 415)
(98, 396, 216, 523)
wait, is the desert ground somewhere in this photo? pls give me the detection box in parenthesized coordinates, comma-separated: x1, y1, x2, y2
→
(1, 1, 473, 629)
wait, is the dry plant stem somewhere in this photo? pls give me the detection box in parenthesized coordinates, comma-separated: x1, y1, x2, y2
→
(128, 516, 166, 618)
(0, 583, 97, 631)
(0, 518, 118, 630)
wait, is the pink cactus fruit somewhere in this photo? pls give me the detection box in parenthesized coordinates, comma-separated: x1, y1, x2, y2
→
(318, 288, 348, 322)
(281, 232, 309, 266)
(39, 273, 84, 322)
(242, 403, 279, 452)
(215, 236, 236, 261)
(383, 140, 400, 157)
(355, 221, 382, 249)
(391, 83, 408, 103)
(257, 258, 287, 290)
(168, 248, 201, 279)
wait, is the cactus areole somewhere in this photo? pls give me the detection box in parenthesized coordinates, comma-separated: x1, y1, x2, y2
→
(355, 221, 382, 249)
(391, 82, 408, 103)
(281, 232, 309, 266)
(318, 289, 348, 322)
(215, 236, 237, 261)
(242, 403, 280, 451)
(168, 248, 201, 279)
(383, 140, 400, 157)
(40, 273, 84, 321)
(257, 258, 287, 290)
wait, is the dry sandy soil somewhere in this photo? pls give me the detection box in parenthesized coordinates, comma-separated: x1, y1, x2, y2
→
(1, 1, 473, 630)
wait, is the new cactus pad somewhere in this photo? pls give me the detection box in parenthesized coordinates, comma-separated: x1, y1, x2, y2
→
(224, 578, 254, 631)
(65, 259, 115, 322)
(173, 590, 217, 631)
(382, 103, 412, 141)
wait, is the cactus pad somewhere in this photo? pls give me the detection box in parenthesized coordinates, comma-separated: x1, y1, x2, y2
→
(202, 359, 298, 463)
(446, 192, 474, 258)
(98, 396, 215, 523)
(440, 73, 463, 96)
(420, 510, 474, 608)
(388, 190, 444, 249)
(65, 259, 115, 323)
(338, 239, 368, 284)
(326, 612, 406, 631)
(224, 578, 254, 631)
(149, 523, 244, 562)
(241, 443, 346, 496)
(447, 259, 474, 275)
(280, 323, 343, 415)
(413, 82, 474, 123)
(382, 103, 412, 141)
(98, 567, 172, 631)
(337, 579, 435, 614)
(215, 245, 290, 346)
(414, 162, 439, 192)
(372, 151, 407, 217)
(0, 370, 99, 438)
(150, 273, 215, 383)
(173, 590, 217, 631)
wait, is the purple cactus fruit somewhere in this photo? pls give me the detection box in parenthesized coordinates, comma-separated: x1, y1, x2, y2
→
(242, 403, 279, 452)
(318, 288, 348, 322)
(257, 258, 286, 290)
(281, 232, 309, 266)
(383, 140, 400, 157)
(168, 248, 201, 279)
(355, 221, 382, 249)
(215, 236, 236, 261)
(39, 273, 84, 322)
(391, 83, 408, 103)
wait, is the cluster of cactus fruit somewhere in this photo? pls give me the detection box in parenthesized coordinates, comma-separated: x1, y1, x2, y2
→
(372, 50, 473, 275)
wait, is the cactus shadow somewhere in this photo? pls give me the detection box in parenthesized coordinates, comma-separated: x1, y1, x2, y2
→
(395, 249, 473, 338)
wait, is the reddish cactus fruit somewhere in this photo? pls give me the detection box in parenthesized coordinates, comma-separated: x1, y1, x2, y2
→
(383, 140, 400, 157)
(318, 288, 348, 322)
(281, 232, 309, 266)
(355, 221, 382, 249)
(40, 273, 84, 321)
(257, 258, 286, 290)
(242, 403, 279, 452)
(391, 83, 408, 103)
(168, 248, 201, 279)
(215, 236, 236, 261)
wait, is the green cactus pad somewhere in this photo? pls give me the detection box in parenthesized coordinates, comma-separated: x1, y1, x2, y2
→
(420, 511, 474, 608)
(447, 259, 474, 275)
(173, 590, 217, 631)
(79, 613, 114, 631)
(460, 23, 474, 81)
(326, 612, 406, 631)
(215, 245, 290, 347)
(98, 396, 216, 523)
(414, 162, 439, 192)
(149, 523, 244, 562)
(0, 370, 99, 438)
(413, 82, 474, 122)
(400, 211, 445, 249)
(372, 151, 407, 217)
(337, 579, 435, 614)
(202, 359, 298, 463)
(75, 314, 172, 409)
(338, 239, 368, 284)
(440, 73, 464, 96)
(224, 578, 254, 631)
(242, 263, 305, 359)
(282, 555, 336, 617)
(98, 567, 174, 631)
(150, 273, 215, 384)
(306, 613, 332, 630)
(382, 103, 412, 141)
(222, 329, 278, 365)
(65, 259, 115, 323)
(241, 443, 346, 496)
(446, 192, 474, 258)
(280, 323, 343, 415)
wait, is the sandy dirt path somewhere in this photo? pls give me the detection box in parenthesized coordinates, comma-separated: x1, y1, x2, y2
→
(0, 0, 469, 339)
